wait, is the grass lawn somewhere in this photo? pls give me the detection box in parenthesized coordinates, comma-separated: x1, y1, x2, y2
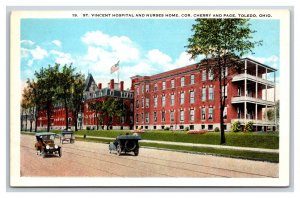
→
(71, 130, 279, 149)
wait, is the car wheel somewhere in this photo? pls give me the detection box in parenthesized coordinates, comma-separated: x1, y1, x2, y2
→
(41, 151, 46, 158)
(134, 149, 139, 156)
(58, 148, 62, 157)
(117, 144, 121, 156)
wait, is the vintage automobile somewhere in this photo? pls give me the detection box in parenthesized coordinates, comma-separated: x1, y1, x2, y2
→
(109, 135, 141, 156)
(59, 130, 75, 144)
(34, 132, 62, 158)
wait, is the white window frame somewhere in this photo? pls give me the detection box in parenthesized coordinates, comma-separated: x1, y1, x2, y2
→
(190, 91, 195, 104)
(171, 79, 175, 88)
(191, 74, 195, 84)
(180, 92, 184, 104)
(190, 109, 195, 121)
(146, 98, 149, 108)
(208, 107, 213, 120)
(162, 95, 166, 107)
(180, 110, 184, 121)
(162, 111, 166, 122)
(202, 108, 206, 120)
(202, 88, 206, 101)
(154, 96, 157, 108)
(181, 77, 185, 87)
(202, 69, 206, 81)
(170, 94, 175, 106)
(170, 111, 174, 122)
(209, 87, 214, 100)
(162, 81, 166, 90)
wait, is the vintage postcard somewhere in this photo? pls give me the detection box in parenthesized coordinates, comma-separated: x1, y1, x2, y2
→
(10, 9, 290, 187)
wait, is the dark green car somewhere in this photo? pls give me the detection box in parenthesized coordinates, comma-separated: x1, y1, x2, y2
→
(109, 135, 141, 156)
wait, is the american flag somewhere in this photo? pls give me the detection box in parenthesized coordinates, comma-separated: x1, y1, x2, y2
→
(110, 61, 120, 74)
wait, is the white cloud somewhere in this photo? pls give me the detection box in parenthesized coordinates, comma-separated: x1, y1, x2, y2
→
(175, 52, 196, 67)
(81, 31, 140, 63)
(52, 40, 62, 47)
(50, 50, 74, 65)
(21, 48, 30, 58)
(146, 49, 172, 65)
(30, 46, 48, 60)
(248, 55, 279, 69)
(21, 40, 35, 46)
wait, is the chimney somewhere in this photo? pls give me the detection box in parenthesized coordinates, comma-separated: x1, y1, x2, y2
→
(98, 83, 102, 90)
(120, 81, 124, 91)
(110, 79, 114, 90)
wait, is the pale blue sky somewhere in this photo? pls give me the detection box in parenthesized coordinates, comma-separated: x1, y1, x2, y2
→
(20, 18, 280, 89)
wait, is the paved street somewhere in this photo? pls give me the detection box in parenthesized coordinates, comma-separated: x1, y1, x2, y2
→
(20, 134, 278, 177)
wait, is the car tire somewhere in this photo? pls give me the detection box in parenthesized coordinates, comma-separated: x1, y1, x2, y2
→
(117, 144, 121, 156)
(41, 151, 46, 158)
(134, 150, 139, 156)
(58, 148, 62, 157)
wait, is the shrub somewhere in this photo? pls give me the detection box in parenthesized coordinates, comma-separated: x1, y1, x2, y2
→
(187, 130, 208, 134)
(214, 127, 220, 132)
(244, 121, 254, 132)
(164, 127, 170, 131)
(231, 121, 241, 132)
(184, 127, 189, 131)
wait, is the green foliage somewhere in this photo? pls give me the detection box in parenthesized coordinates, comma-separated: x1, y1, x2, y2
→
(24, 63, 85, 132)
(244, 121, 254, 132)
(185, 19, 261, 144)
(164, 127, 170, 131)
(231, 121, 241, 132)
(184, 127, 189, 131)
(214, 127, 220, 132)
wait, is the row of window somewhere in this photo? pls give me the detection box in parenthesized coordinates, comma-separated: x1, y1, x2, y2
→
(136, 86, 227, 108)
(136, 68, 228, 94)
(135, 107, 228, 123)
(137, 124, 227, 131)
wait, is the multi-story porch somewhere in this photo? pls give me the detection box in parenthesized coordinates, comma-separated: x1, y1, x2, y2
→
(230, 58, 277, 131)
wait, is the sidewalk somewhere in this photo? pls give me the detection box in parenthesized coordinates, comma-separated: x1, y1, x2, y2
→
(75, 135, 279, 154)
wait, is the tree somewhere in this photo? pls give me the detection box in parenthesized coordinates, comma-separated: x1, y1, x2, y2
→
(186, 19, 261, 144)
(34, 64, 60, 132)
(56, 64, 76, 130)
(21, 86, 36, 132)
(89, 101, 104, 130)
(26, 79, 43, 132)
(70, 72, 85, 131)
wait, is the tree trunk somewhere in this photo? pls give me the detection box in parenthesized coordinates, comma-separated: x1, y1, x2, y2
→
(47, 101, 51, 132)
(74, 111, 78, 131)
(21, 110, 24, 131)
(64, 95, 69, 130)
(35, 113, 38, 132)
(218, 58, 226, 145)
(30, 119, 33, 132)
(25, 114, 28, 131)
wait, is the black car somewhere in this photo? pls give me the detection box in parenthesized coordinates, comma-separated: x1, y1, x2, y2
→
(59, 130, 75, 144)
(109, 135, 141, 156)
(34, 132, 62, 158)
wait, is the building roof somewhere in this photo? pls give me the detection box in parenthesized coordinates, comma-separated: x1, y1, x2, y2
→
(131, 57, 277, 83)
(84, 73, 96, 92)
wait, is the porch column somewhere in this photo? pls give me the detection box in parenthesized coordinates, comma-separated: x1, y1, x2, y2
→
(274, 70, 277, 131)
(255, 64, 258, 123)
(244, 60, 247, 124)
(265, 68, 268, 101)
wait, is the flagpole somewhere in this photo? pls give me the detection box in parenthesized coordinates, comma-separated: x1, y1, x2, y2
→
(118, 66, 120, 83)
